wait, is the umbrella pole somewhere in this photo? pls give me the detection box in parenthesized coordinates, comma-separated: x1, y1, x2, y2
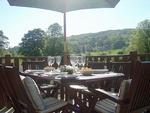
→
(63, 12, 68, 65)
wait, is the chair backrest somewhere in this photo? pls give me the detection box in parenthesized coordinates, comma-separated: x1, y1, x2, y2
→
(109, 62, 131, 79)
(21, 72, 50, 86)
(112, 61, 150, 113)
(2, 66, 36, 113)
(0, 65, 13, 111)
(127, 61, 150, 113)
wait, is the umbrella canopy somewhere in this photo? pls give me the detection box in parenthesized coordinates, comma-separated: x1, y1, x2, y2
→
(8, 0, 120, 13)
(7, 0, 120, 65)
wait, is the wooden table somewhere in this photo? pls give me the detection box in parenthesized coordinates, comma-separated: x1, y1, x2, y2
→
(23, 69, 124, 100)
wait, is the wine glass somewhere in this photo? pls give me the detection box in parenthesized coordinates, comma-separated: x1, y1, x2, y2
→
(77, 56, 85, 67)
(78, 56, 82, 67)
(70, 56, 77, 67)
(70, 55, 79, 73)
(48, 56, 54, 66)
(56, 56, 61, 66)
(81, 56, 86, 67)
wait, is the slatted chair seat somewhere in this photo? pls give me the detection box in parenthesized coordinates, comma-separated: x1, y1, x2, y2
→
(0, 106, 14, 113)
(39, 97, 68, 113)
(95, 99, 116, 113)
(94, 79, 131, 113)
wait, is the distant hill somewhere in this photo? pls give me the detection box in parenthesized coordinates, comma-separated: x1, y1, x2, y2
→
(8, 29, 135, 56)
(68, 29, 135, 54)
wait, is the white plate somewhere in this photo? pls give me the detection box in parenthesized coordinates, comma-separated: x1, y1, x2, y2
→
(92, 69, 108, 74)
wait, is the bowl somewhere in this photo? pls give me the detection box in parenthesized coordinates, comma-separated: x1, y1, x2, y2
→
(80, 67, 92, 76)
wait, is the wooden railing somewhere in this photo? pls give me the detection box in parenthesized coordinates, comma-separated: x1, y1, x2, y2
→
(0, 55, 48, 71)
(0, 51, 150, 71)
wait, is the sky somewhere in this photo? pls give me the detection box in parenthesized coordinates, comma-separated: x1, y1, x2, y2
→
(0, 0, 150, 47)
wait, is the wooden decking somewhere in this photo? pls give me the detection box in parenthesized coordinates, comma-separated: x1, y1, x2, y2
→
(0, 52, 150, 113)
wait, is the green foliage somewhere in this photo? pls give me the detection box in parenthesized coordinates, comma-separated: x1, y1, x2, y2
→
(8, 27, 135, 56)
(47, 23, 63, 38)
(8, 46, 20, 56)
(69, 29, 133, 54)
(0, 30, 9, 56)
(0, 30, 9, 49)
(3, 19, 150, 57)
(0, 49, 9, 56)
(19, 28, 45, 56)
(89, 49, 125, 56)
(127, 19, 150, 53)
(43, 36, 64, 56)
(44, 23, 64, 56)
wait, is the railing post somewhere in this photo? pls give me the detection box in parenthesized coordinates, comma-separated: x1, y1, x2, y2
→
(130, 51, 138, 79)
(5, 54, 11, 66)
(45, 57, 48, 66)
(14, 57, 19, 71)
(0, 57, 2, 64)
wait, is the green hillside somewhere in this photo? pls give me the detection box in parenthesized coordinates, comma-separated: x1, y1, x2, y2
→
(68, 29, 135, 55)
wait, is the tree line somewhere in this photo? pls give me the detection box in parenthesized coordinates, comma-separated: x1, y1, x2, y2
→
(0, 19, 150, 56)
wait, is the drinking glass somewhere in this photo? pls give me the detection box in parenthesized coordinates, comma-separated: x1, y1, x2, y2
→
(81, 56, 86, 67)
(48, 56, 55, 66)
(78, 56, 82, 67)
(70, 56, 79, 73)
(56, 56, 61, 66)
(70, 56, 76, 66)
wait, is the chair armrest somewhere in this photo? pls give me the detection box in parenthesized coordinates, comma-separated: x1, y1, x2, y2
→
(88, 88, 129, 105)
(18, 100, 29, 109)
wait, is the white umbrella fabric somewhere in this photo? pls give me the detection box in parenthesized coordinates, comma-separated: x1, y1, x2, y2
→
(7, 0, 120, 64)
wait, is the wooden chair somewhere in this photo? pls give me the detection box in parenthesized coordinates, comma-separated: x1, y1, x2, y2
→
(68, 85, 98, 113)
(20, 72, 59, 98)
(108, 62, 131, 79)
(89, 61, 150, 113)
(103, 62, 132, 92)
(21, 60, 59, 98)
(0, 65, 15, 113)
(1, 65, 71, 113)
(21, 59, 59, 97)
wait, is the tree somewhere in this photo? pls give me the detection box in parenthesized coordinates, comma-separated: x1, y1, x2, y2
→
(128, 20, 150, 53)
(44, 23, 64, 56)
(43, 37, 64, 56)
(0, 30, 9, 49)
(47, 23, 63, 38)
(0, 30, 9, 55)
(19, 28, 46, 56)
(8, 46, 20, 56)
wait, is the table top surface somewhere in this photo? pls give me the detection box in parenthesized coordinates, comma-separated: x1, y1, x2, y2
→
(24, 69, 124, 82)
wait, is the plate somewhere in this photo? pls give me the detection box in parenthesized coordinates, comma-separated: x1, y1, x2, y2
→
(92, 69, 108, 74)
(25, 70, 44, 74)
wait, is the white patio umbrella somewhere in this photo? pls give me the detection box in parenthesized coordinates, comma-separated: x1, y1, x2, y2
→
(7, 0, 120, 64)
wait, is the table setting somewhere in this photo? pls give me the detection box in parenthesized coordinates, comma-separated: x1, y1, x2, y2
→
(23, 55, 123, 82)
(24, 64, 118, 82)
